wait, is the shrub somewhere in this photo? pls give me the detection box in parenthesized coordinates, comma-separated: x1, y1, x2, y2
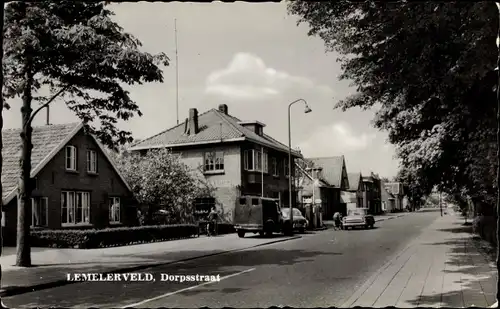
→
(31, 224, 198, 249)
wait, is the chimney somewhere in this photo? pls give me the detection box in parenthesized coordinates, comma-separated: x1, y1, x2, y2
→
(188, 108, 199, 135)
(218, 104, 228, 115)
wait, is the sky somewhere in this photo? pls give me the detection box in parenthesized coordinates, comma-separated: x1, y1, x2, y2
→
(2, 2, 400, 178)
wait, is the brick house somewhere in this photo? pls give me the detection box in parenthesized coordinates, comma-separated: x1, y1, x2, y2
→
(128, 104, 302, 222)
(1, 123, 136, 245)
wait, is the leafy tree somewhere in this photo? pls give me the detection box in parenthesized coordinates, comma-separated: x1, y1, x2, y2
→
(3, 2, 169, 267)
(288, 1, 500, 303)
(0, 3, 5, 305)
(112, 148, 216, 224)
(288, 1, 497, 197)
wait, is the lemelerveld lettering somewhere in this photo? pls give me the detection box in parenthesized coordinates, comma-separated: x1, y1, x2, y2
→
(66, 273, 221, 283)
(67, 273, 155, 282)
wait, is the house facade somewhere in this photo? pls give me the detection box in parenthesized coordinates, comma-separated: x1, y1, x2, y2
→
(383, 182, 405, 212)
(296, 156, 350, 219)
(2, 123, 136, 245)
(128, 104, 302, 222)
(362, 173, 382, 215)
(344, 172, 364, 211)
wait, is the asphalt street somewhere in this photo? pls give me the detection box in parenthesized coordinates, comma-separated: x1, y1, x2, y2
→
(4, 210, 439, 308)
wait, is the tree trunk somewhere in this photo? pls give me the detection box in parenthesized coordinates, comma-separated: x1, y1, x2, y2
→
(496, 3, 500, 304)
(16, 56, 34, 267)
(0, 2, 5, 306)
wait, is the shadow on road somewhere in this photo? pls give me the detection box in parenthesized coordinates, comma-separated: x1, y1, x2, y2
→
(437, 225, 473, 234)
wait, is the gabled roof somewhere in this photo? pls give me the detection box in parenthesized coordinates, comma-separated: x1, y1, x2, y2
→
(128, 108, 302, 157)
(347, 172, 362, 191)
(306, 156, 347, 188)
(2, 122, 132, 204)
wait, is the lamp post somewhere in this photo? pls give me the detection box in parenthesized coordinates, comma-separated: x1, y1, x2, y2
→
(288, 99, 312, 235)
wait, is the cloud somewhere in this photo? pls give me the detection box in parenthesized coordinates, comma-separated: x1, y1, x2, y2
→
(298, 122, 376, 155)
(205, 52, 333, 100)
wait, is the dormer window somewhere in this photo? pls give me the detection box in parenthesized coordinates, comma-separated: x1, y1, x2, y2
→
(238, 121, 266, 136)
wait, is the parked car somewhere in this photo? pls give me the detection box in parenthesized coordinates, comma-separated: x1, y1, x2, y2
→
(281, 208, 308, 233)
(342, 208, 375, 230)
(234, 196, 290, 238)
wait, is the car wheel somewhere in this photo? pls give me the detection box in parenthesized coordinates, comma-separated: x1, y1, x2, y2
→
(237, 230, 246, 238)
(299, 228, 305, 234)
(259, 231, 265, 237)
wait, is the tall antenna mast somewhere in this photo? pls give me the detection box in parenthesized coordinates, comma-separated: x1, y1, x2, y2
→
(175, 18, 179, 125)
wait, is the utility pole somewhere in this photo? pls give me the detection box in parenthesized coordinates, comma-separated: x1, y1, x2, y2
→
(174, 18, 179, 125)
(439, 191, 443, 216)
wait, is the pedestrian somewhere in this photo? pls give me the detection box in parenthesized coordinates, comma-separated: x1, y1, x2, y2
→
(207, 206, 218, 236)
(333, 211, 342, 230)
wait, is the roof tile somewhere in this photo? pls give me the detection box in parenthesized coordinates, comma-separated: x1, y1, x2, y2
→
(130, 108, 301, 156)
(2, 123, 81, 199)
(306, 156, 345, 187)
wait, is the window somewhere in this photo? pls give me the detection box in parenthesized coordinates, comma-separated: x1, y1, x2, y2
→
(109, 197, 121, 223)
(65, 145, 77, 171)
(243, 149, 268, 172)
(204, 151, 224, 171)
(61, 191, 90, 225)
(271, 158, 279, 176)
(86, 150, 97, 173)
(284, 159, 290, 177)
(31, 197, 48, 227)
(239, 198, 247, 205)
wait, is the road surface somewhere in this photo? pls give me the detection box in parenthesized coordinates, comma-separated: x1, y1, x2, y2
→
(4, 210, 438, 308)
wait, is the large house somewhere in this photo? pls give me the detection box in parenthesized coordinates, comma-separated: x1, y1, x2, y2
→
(1, 123, 136, 245)
(128, 104, 303, 222)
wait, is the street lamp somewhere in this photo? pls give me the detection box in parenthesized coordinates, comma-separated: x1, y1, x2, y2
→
(288, 98, 312, 235)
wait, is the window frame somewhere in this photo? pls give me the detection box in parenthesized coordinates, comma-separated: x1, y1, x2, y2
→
(109, 197, 121, 224)
(271, 157, 279, 176)
(86, 149, 98, 173)
(65, 145, 77, 171)
(61, 191, 91, 226)
(204, 151, 225, 172)
(31, 197, 49, 227)
(243, 149, 268, 172)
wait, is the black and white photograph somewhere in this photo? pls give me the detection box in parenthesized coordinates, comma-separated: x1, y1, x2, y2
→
(0, 1, 499, 308)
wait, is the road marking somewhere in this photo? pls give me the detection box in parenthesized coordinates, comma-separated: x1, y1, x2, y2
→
(120, 268, 256, 308)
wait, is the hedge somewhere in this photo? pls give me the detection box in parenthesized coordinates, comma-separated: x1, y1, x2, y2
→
(31, 224, 199, 249)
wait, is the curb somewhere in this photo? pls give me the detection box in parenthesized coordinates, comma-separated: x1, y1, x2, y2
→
(0, 235, 301, 297)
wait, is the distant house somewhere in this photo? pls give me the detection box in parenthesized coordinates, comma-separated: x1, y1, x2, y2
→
(1, 123, 136, 245)
(380, 180, 396, 212)
(343, 172, 364, 210)
(297, 156, 350, 219)
(362, 173, 382, 215)
(295, 160, 333, 220)
(128, 104, 303, 222)
(383, 182, 405, 212)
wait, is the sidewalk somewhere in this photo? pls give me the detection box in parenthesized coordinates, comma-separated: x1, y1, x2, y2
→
(0, 233, 301, 297)
(341, 212, 497, 308)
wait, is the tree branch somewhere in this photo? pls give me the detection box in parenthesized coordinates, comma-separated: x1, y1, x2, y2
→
(26, 85, 70, 128)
